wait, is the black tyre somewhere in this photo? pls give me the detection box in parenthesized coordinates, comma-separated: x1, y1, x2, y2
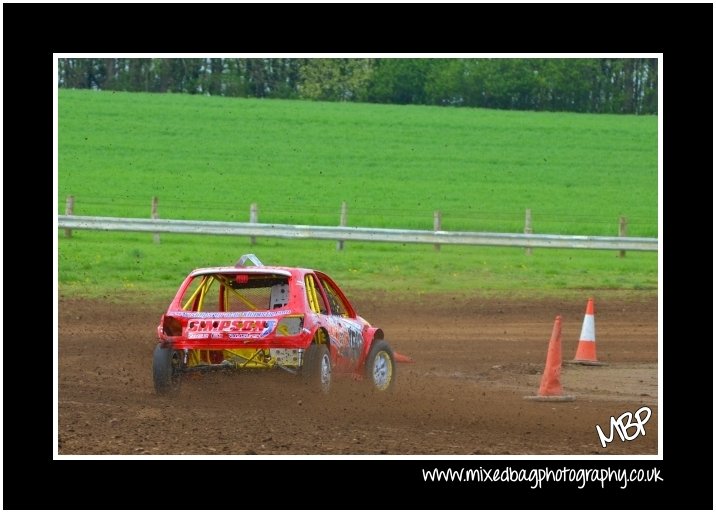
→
(153, 344, 183, 395)
(303, 343, 331, 393)
(365, 340, 396, 391)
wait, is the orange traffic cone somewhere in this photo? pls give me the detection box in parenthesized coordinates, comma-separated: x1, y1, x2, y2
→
(525, 316, 575, 402)
(393, 351, 414, 363)
(569, 298, 607, 366)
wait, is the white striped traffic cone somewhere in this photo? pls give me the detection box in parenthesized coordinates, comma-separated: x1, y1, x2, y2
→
(569, 298, 607, 366)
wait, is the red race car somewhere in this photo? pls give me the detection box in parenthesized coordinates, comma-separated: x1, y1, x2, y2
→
(153, 254, 411, 395)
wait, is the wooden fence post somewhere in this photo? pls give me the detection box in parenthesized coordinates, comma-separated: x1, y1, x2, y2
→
(524, 208, 533, 256)
(64, 195, 75, 238)
(337, 201, 347, 251)
(151, 196, 160, 244)
(433, 210, 442, 251)
(618, 216, 628, 258)
(250, 203, 258, 245)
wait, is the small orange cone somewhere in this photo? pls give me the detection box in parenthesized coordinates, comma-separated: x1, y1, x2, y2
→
(393, 351, 414, 363)
(569, 298, 607, 366)
(525, 315, 575, 401)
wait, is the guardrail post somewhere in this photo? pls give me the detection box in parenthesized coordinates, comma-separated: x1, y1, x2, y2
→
(337, 201, 347, 251)
(618, 216, 628, 258)
(433, 210, 442, 251)
(64, 195, 75, 238)
(151, 196, 160, 244)
(524, 208, 533, 256)
(250, 203, 258, 245)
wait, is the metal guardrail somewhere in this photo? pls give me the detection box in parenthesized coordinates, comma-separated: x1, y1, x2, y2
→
(56, 215, 658, 251)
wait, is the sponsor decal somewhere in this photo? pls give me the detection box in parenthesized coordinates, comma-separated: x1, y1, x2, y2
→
(173, 310, 291, 319)
(228, 333, 263, 339)
(186, 319, 277, 338)
(340, 317, 363, 330)
(324, 317, 363, 361)
(186, 319, 278, 338)
(261, 320, 278, 336)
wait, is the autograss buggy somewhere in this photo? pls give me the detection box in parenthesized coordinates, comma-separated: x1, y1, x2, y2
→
(153, 254, 412, 395)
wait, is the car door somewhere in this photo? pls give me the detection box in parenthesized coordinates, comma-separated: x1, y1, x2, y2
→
(314, 273, 364, 372)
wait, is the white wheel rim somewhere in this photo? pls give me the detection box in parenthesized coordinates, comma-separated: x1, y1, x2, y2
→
(320, 352, 331, 392)
(372, 351, 393, 390)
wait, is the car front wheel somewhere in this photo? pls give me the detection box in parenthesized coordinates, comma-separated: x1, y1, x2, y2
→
(365, 340, 396, 391)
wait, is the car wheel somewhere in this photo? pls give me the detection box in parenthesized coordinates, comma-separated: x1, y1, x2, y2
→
(303, 344, 331, 394)
(153, 344, 183, 395)
(365, 340, 395, 391)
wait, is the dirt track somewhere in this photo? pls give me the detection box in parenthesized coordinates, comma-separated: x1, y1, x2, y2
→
(58, 294, 658, 456)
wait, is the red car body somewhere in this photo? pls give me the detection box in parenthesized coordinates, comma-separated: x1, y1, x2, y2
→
(153, 254, 407, 394)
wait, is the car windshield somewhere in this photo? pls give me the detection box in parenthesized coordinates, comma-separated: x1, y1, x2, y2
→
(180, 273, 289, 312)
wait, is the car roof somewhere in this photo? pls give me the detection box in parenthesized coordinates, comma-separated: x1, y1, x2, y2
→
(188, 266, 303, 278)
(187, 255, 327, 279)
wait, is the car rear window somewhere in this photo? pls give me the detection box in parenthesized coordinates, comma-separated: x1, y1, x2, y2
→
(180, 273, 290, 312)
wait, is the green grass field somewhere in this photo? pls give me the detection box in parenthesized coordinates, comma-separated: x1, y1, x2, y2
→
(57, 89, 658, 300)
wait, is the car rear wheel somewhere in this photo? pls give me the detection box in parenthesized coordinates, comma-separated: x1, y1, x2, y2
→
(153, 344, 183, 395)
(365, 340, 395, 391)
(303, 343, 331, 394)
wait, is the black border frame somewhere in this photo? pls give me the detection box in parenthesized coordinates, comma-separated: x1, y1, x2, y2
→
(4, 2, 711, 510)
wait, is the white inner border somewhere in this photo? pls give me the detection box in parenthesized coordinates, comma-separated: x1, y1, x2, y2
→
(53, 53, 662, 461)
